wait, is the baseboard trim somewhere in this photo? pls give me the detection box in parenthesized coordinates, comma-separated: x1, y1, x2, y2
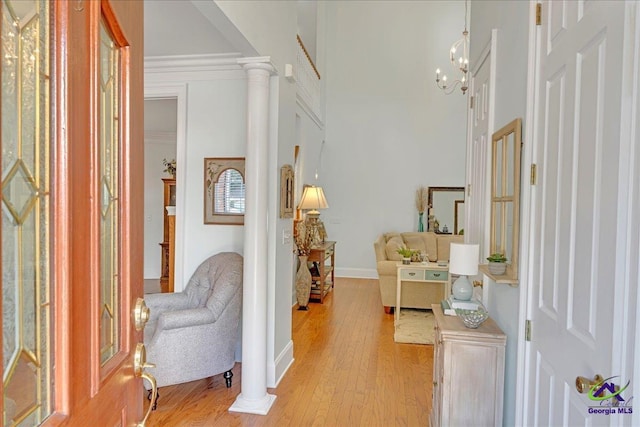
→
(335, 268, 378, 279)
(267, 339, 294, 388)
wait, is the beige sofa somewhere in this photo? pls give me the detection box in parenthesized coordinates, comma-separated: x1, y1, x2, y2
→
(373, 232, 463, 313)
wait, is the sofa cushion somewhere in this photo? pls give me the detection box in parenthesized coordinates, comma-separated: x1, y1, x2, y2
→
(401, 232, 438, 261)
(436, 234, 464, 261)
(385, 236, 404, 261)
(384, 232, 401, 241)
(403, 234, 426, 255)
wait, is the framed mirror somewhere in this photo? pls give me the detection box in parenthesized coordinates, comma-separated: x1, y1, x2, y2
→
(454, 200, 465, 235)
(428, 186, 465, 234)
(204, 157, 245, 225)
(489, 118, 521, 280)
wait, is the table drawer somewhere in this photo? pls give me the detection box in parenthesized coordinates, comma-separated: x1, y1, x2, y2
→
(400, 269, 424, 280)
(324, 247, 334, 257)
(425, 270, 448, 281)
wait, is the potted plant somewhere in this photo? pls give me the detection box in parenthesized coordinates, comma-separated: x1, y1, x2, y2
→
(163, 158, 176, 178)
(486, 253, 507, 275)
(397, 246, 415, 265)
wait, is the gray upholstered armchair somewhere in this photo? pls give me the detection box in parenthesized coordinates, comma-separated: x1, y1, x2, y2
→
(143, 252, 243, 393)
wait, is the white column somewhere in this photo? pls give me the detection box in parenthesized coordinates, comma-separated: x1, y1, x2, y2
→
(229, 57, 277, 415)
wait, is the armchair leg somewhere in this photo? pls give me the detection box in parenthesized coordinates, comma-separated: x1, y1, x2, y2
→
(224, 370, 233, 388)
(147, 389, 159, 410)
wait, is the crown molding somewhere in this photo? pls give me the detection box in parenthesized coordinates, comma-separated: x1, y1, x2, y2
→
(144, 53, 244, 74)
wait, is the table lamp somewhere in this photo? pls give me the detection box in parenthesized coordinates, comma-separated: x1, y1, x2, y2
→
(297, 185, 329, 245)
(449, 243, 479, 301)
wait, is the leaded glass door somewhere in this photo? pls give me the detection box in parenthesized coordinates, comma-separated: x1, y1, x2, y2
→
(2, 1, 52, 424)
(1, 1, 146, 425)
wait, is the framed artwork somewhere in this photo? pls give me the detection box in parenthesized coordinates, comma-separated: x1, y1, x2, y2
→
(280, 164, 294, 218)
(204, 157, 245, 225)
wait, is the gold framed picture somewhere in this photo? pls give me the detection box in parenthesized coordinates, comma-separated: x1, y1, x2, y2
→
(204, 157, 245, 225)
(280, 164, 294, 218)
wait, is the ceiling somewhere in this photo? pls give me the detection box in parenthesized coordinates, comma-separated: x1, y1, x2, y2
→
(143, 0, 237, 57)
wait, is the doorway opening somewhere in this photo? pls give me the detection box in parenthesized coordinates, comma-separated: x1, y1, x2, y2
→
(144, 98, 178, 294)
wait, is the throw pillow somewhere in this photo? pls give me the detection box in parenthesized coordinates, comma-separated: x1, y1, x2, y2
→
(403, 235, 427, 256)
(385, 236, 404, 261)
(424, 233, 438, 261)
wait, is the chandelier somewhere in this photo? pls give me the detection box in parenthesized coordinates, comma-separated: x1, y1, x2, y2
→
(435, 0, 469, 95)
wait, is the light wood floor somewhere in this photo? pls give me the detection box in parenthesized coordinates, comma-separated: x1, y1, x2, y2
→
(145, 277, 434, 426)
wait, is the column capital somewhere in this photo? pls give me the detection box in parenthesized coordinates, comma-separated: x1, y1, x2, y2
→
(237, 56, 277, 75)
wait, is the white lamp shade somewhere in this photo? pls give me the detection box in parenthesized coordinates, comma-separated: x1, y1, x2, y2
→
(297, 186, 329, 211)
(449, 243, 479, 276)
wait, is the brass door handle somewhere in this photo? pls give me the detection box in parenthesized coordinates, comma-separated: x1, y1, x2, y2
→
(576, 374, 604, 394)
(134, 298, 150, 331)
(134, 343, 157, 427)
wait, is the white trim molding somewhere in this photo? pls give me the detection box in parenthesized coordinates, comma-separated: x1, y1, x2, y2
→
(143, 83, 188, 292)
(145, 54, 246, 82)
(268, 340, 294, 388)
(145, 53, 243, 72)
(335, 268, 378, 279)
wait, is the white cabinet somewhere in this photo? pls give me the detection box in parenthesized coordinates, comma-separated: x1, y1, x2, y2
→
(430, 304, 506, 427)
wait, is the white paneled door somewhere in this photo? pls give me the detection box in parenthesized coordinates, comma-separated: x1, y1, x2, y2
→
(525, 1, 637, 425)
(466, 30, 495, 260)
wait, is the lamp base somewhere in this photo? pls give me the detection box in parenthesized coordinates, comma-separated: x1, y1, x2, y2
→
(452, 275, 473, 301)
(305, 213, 326, 246)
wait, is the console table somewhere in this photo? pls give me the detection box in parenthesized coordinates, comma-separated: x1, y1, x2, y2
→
(395, 262, 450, 321)
(431, 304, 506, 426)
(308, 241, 335, 303)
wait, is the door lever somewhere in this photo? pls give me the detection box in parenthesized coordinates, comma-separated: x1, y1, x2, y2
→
(576, 374, 604, 395)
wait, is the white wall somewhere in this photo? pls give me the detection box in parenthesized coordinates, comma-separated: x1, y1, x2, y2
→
(145, 66, 248, 289)
(323, 1, 468, 277)
(469, 1, 530, 425)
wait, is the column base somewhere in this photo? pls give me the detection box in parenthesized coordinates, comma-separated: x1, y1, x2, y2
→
(228, 393, 277, 415)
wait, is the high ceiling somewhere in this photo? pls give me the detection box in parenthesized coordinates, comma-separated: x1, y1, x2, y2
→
(143, 0, 237, 57)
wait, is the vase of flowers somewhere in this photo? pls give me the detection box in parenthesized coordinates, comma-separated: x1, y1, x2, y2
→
(416, 186, 428, 232)
(294, 221, 314, 310)
(163, 158, 176, 178)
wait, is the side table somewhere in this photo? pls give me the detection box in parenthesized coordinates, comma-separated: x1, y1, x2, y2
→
(308, 241, 336, 303)
(395, 262, 450, 321)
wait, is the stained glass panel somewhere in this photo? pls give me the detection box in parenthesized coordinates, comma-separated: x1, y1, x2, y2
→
(1, 0, 51, 425)
(98, 19, 120, 365)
